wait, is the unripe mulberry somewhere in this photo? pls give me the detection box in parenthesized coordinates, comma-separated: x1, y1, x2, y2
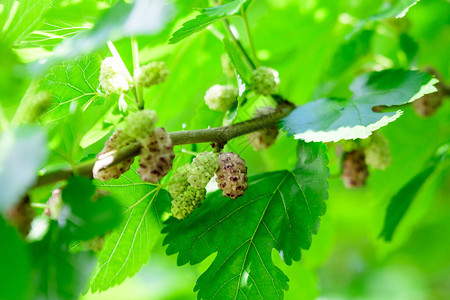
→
(216, 152, 248, 199)
(171, 186, 206, 220)
(18, 92, 53, 124)
(168, 164, 190, 199)
(221, 54, 235, 78)
(138, 127, 175, 183)
(124, 109, 158, 140)
(134, 61, 169, 87)
(413, 89, 445, 117)
(204, 84, 239, 112)
(251, 67, 280, 96)
(188, 152, 219, 188)
(94, 129, 135, 181)
(341, 149, 369, 188)
(99, 57, 130, 95)
(364, 133, 391, 170)
(248, 106, 279, 151)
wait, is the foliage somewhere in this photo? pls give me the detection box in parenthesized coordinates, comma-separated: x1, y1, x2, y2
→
(0, 0, 449, 299)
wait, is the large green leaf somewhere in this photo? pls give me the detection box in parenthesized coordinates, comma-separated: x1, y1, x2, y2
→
(0, 215, 31, 300)
(163, 142, 329, 299)
(282, 69, 438, 143)
(0, 126, 48, 211)
(169, 0, 249, 44)
(90, 165, 171, 292)
(379, 144, 449, 242)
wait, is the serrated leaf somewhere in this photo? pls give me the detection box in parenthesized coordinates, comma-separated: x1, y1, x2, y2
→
(0, 215, 31, 300)
(282, 69, 438, 143)
(380, 144, 449, 241)
(169, 0, 249, 44)
(62, 177, 121, 241)
(0, 126, 48, 211)
(90, 166, 171, 292)
(163, 142, 328, 299)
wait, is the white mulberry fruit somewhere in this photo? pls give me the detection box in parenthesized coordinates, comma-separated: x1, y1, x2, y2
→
(138, 127, 175, 183)
(204, 84, 239, 112)
(171, 186, 206, 220)
(124, 109, 158, 140)
(251, 66, 279, 96)
(248, 106, 279, 151)
(216, 152, 248, 199)
(364, 133, 392, 170)
(134, 61, 169, 87)
(188, 152, 219, 188)
(168, 164, 190, 199)
(341, 149, 369, 188)
(99, 57, 130, 95)
(94, 129, 136, 181)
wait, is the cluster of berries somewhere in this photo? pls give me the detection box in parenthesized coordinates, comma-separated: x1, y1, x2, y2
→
(94, 109, 174, 184)
(169, 152, 248, 220)
(340, 132, 392, 188)
(99, 57, 169, 95)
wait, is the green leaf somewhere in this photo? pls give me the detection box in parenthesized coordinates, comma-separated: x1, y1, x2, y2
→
(0, 0, 51, 45)
(90, 165, 171, 292)
(169, 0, 249, 44)
(163, 142, 329, 299)
(62, 177, 121, 241)
(30, 222, 97, 300)
(282, 69, 438, 143)
(379, 144, 449, 241)
(0, 126, 48, 211)
(0, 215, 31, 300)
(372, 0, 421, 20)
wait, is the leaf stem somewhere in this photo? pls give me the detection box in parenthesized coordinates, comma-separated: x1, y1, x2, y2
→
(34, 100, 296, 188)
(222, 19, 256, 70)
(131, 37, 144, 110)
(240, 8, 259, 67)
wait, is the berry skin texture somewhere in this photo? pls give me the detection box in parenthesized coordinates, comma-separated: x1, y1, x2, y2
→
(138, 127, 175, 183)
(168, 164, 190, 199)
(99, 57, 130, 95)
(341, 149, 369, 188)
(364, 133, 391, 170)
(134, 61, 169, 88)
(216, 152, 248, 199)
(188, 152, 219, 188)
(124, 109, 159, 140)
(251, 66, 280, 96)
(204, 84, 239, 112)
(94, 129, 136, 181)
(171, 186, 206, 220)
(248, 106, 279, 151)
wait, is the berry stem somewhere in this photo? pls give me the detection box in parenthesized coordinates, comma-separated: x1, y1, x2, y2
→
(131, 37, 144, 110)
(240, 8, 259, 67)
(34, 100, 295, 188)
(222, 19, 256, 70)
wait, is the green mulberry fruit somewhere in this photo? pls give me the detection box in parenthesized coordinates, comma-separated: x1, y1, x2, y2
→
(248, 106, 279, 151)
(168, 164, 190, 199)
(341, 149, 369, 188)
(171, 186, 206, 220)
(124, 109, 159, 141)
(188, 152, 219, 188)
(99, 57, 130, 95)
(138, 127, 175, 183)
(216, 152, 248, 199)
(251, 66, 279, 96)
(134, 61, 169, 87)
(204, 84, 239, 112)
(94, 129, 136, 181)
(364, 133, 391, 170)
